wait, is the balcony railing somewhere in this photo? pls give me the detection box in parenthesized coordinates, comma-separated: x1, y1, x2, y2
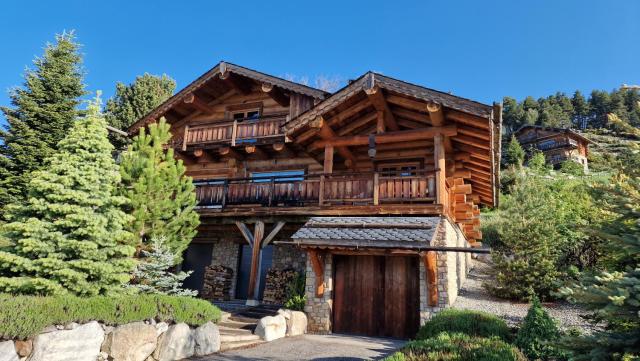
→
(194, 170, 437, 209)
(179, 114, 286, 150)
(536, 138, 578, 151)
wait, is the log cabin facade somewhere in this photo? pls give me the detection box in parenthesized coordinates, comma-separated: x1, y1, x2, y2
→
(515, 125, 591, 172)
(129, 61, 502, 338)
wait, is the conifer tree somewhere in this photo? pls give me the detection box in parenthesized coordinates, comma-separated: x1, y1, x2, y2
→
(129, 237, 196, 296)
(0, 96, 135, 296)
(0, 32, 85, 209)
(505, 136, 525, 168)
(120, 118, 199, 261)
(515, 297, 563, 360)
(105, 73, 175, 149)
(560, 171, 640, 360)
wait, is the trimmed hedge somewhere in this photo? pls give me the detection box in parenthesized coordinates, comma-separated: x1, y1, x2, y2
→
(416, 309, 512, 341)
(0, 294, 221, 339)
(384, 333, 527, 361)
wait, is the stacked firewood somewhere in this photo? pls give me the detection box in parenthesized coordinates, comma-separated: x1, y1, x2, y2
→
(262, 268, 298, 305)
(200, 265, 233, 301)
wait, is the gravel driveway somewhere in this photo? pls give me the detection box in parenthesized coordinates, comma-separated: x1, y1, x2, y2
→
(453, 257, 592, 331)
(194, 334, 404, 361)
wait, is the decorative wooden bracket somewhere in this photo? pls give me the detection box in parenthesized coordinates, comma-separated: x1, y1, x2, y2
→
(423, 251, 438, 307)
(307, 249, 325, 298)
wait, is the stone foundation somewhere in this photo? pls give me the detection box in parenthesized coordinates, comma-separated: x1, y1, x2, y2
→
(272, 244, 306, 274)
(210, 239, 240, 299)
(303, 254, 333, 334)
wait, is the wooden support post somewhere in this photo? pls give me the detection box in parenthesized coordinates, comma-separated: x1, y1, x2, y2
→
(182, 125, 189, 151)
(434, 134, 446, 205)
(324, 145, 334, 174)
(424, 251, 438, 307)
(319, 175, 325, 206)
(231, 120, 238, 146)
(247, 221, 264, 302)
(308, 249, 325, 297)
(373, 172, 380, 205)
(376, 110, 386, 134)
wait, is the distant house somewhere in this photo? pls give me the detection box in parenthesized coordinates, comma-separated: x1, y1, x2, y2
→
(514, 125, 592, 171)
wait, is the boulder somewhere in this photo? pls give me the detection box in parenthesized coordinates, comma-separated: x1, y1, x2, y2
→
(103, 321, 157, 361)
(14, 339, 32, 357)
(152, 323, 195, 361)
(278, 309, 308, 336)
(193, 322, 220, 356)
(155, 322, 169, 336)
(255, 314, 286, 342)
(29, 321, 104, 361)
(0, 341, 18, 361)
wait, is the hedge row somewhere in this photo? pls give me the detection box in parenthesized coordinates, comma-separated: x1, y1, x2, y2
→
(0, 294, 221, 339)
(415, 309, 512, 342)
(384, 333, 527, 361)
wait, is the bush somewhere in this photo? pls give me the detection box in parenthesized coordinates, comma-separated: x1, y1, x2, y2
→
(0, 293, 221, 339)
(383, 333, 527, 361)
(515, 297, 565, 360)
(283, 273, 306, 311)
(416, 309, 511, 342)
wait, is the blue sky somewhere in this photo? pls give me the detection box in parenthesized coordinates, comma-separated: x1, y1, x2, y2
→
(0, 0, 638, 125)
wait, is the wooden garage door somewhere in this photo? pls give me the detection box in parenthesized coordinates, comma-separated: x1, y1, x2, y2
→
(333, 255, 420, 339)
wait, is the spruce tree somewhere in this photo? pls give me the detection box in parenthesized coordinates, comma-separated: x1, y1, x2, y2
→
(0, 96, 135, 296)
(504, 136, 525, 168)
(129, 237, 197, 296)
(572, 90, 590, 128)
(560, 171, 640, 360)
(515, 297, 563, 360)
(105, 73, 175, 149)
(120, 118, 199, 261)
(0, 32, 85, 209)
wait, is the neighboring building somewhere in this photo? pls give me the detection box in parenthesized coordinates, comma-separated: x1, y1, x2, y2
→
(514, 125, 592, 171)
(129, 62, 502, 338)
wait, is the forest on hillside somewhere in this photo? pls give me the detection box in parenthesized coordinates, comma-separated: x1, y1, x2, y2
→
(502, 87, 640, 135)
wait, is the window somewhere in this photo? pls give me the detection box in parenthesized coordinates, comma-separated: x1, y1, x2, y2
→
(232, 110, 260, 122)
(250, 170, 305, 183)
(377, 162, 420, 176)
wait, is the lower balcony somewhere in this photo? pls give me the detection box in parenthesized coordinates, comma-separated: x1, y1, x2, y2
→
(193, 170, 440, 216)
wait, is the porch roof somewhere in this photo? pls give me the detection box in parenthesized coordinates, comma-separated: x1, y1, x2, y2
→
(289, 216, 441, 249)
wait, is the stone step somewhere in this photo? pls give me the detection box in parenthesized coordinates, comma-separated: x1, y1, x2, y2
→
(218, 320, 256, 331)
(219, 339, 265, 352)
(218, 326, 254, 335)
(220, 332, 261, 343)
(228, 315, 261, 324)
(235, 310, 275, 319)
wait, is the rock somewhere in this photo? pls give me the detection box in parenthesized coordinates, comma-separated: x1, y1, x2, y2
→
(65, 322, 79, 330)
(103, 321, 157, 361)
(97, 351, 109, 361)
(278, 309, 308, 336)
(0, 341, 18, 361)
(155, 322, 169, 336)
(55, 325, 64, 330)
(102, 325, 115, 335)
(192, 322, 220, 356)
(40, 326, 57, 334)
(13, 340, 31, 357)
(149, 319, 157, 326)
(28, 321, 104, 361)
(255, 314, 286, 342)
(152, 323, 195, 361)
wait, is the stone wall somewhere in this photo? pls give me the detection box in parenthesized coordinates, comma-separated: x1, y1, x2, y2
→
(210, 239, 240, 299)
(272, 244, 306, 274)
(303, 254, 333, 334)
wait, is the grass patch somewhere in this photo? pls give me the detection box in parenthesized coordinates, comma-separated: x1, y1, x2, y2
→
(384, 332, 527, 361)
(0, 293, 221, 339)
(416, 309, 511, 342)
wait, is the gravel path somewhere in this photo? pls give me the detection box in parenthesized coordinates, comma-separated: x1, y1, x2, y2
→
(453, 257, 592, 331)
(196, 334, 404, 361)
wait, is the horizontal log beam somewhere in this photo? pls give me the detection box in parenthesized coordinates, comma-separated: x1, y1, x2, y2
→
(262, 83, 290, 107)
(311, 125, 457, 149)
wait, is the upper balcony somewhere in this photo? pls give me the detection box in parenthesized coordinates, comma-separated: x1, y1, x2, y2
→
(537, 138, 578, 151)
(178, 114, 286, 150)
(193, 170, 441, 217)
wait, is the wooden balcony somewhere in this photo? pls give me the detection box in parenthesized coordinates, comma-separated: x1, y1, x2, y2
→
(194, 170, 438, 216)
(180, 114, 286, 150)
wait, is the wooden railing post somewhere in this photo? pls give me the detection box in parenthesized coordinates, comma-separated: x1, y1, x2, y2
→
(268, 177, 275, 207)
(182, 125, 189, 151)
(319, 175, 325, 206)
(221, 180, 228, 209)
(373, 172, 380, 205)
(231, 120, 238, 146)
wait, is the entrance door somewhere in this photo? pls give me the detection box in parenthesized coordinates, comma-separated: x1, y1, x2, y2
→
(236, 244, 274, 300)
(333, 255, 420, 339)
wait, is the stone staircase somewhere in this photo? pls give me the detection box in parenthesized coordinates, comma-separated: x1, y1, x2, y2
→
(218, 304, 281, 351)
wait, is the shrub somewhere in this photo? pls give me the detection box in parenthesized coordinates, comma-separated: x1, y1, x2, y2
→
(283, 273, 306, 311)
(416, 309, 511, 342)
(0, 293, 221, 339)
(383, 333, 527, 361)
(515, 297, 565, 360)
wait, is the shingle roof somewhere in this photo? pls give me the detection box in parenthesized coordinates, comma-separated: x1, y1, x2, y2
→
(290, 217, 441, 249)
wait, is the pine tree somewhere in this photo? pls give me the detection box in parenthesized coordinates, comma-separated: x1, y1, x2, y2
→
(559, 171, 640, 360)
(0, 96, 135, 296)
(105, 73, 175, 149)
(129, 237, 196, 296)
(515, 297, 563, 360)
(572, 90, 590, 128)
(0, 32, 85, 208)
(120, 118, 199, 261)
(528, 150, 547, 172)
(505, 136, 525, 168)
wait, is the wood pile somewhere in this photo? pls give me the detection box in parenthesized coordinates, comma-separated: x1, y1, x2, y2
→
(262, 268, 298, 305)
(200, 265, 233, 301)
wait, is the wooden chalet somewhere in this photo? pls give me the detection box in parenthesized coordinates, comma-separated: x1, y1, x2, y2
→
(129, 61, 502, 338)
(514, 125, 591, 171)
